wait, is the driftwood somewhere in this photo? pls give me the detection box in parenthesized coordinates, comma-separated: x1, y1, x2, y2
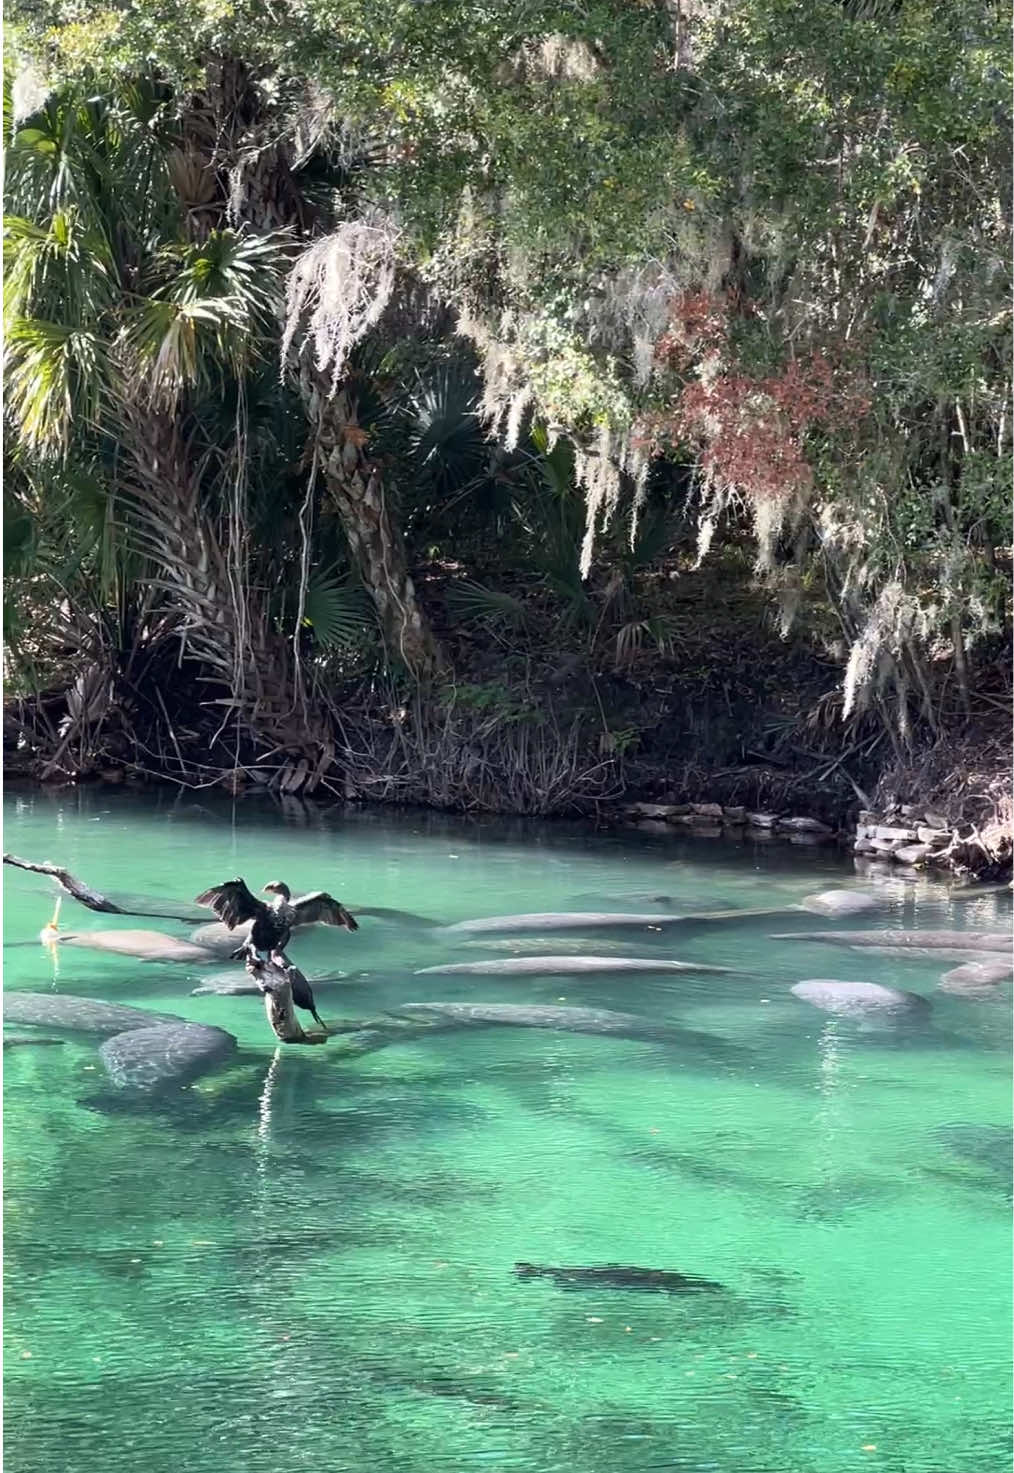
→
(4, 853, 123, 912)
(2, 852, 205, 921)
(245, 957, 329, 1046)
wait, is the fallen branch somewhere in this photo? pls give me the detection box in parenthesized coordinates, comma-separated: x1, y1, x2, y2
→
(3, 853, 123, 913)
(2, 852, 205, 920)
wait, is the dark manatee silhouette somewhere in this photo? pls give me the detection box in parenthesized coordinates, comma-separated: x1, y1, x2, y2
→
(774, 928, 1010, 953)
(514, 1262, 724, 1294)
(567, 892, 739, 911)
(438, 911, 698, 936)
(938, 959, 1013, 995)
(98, 1023, 237, 1093)
(398, 1001, 679, 1041)
(798, 890, 883, 917)
(190, 920, 254, 952)
(439, 907, 794, 937)
(191, 970, 355, 998)
(458, 936, 633, 956)
(3, 992, 181, 1035)
(790, 980, 931, 1020)
(395, 1002, 752, 1062)
(190, 907, 433, 953)
(61, 929, 218, 963)
(860, 945, 1008, 962)
(4, 1034, 66, 1049)
(4, 992, 236, 1096)
(934, 1125, 1012, 1198)
(414, 956, 736, 978)
(351, 905, 438, 927)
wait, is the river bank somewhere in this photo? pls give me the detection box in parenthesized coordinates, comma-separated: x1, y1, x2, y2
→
(5, 750, 1010, 884)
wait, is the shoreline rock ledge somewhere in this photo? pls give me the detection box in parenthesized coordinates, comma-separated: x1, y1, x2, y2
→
(620, 802, 837, 843)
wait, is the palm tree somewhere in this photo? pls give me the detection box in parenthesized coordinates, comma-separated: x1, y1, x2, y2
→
(178, 58, 444, 677)
(3, 77, 322, 761)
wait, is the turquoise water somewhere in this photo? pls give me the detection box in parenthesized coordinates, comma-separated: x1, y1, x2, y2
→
(4, 785, 1011, 1473)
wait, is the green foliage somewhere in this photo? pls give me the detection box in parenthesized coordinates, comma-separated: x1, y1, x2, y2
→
(445, 581, 528, 629)
(301, 567, 376, 649)
(3, 0, 1010, 750)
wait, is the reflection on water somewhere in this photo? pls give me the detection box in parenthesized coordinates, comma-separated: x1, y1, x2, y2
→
(3, 785, 1012, 1473)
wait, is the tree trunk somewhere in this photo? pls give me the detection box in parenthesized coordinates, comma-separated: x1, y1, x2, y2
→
(191, 60, 443, 680)
(120, 403, 332, 763)
(120, 405, 239, 687)
(299, 370, 441, 679)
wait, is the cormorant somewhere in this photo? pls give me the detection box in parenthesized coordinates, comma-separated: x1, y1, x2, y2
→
(194, 877, 358, 966)
(249, 956, 329, 1035)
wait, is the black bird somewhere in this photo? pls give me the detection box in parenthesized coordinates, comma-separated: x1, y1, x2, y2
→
(249, 956, 329, 1035)
(194, 877, 358, 966)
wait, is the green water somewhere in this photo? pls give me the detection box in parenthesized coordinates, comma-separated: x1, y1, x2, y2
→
(4, 786, 1011, 1473)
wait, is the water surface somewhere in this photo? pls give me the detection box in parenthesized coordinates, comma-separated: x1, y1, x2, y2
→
(4, 787, 1011, 1473)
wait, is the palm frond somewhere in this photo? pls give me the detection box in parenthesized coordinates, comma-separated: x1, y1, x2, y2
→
(445, 579, 529, 628)
(404, 366, 486, 496)
(127, 230, 289, 403)
(4, 319, 113, 455)
(301, 567, 376, 648)
(4, 208, 115, 326)
(614, 614, 684, 667)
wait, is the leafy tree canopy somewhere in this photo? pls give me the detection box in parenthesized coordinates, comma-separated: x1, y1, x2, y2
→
(5, 0, 1011, 737)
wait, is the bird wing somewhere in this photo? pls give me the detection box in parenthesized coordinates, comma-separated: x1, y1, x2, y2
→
(193, 878, 262, 929)
(291, 891, 359, 931)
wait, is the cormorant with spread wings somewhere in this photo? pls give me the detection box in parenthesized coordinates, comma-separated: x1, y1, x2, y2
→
(194, 878, 358, 966)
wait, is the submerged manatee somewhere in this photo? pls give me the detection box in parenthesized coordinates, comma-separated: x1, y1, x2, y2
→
(790, 979, 931, 1019)
(4, 1034, 66, 1048)
(395, 1003, 750, 1063)
(398, 1000, 669, 1039)
(798, 890, 883, 918)
(859, 945, 1006, 962)
(189, 920, 254, 952)
(191, 970, 354, 998)
(413, 956, 736, 978)
(351, 906, 438, 927)
(934, 1124, 1012, 1197)
(98, 1022, 236, 1093)
(938, 959, 1013, 995)
(566, 892, 740, 912)
(3, 992, 181, 1035)
(774, 928, 1010, 953)
(62, 929, 218, 963)
(190, 907, 432, 955)
(91, 892, 209, 923)
(440, 906, 798, 937)
(514, 1262, 723, 1294)
(438, 911, 695, 936)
